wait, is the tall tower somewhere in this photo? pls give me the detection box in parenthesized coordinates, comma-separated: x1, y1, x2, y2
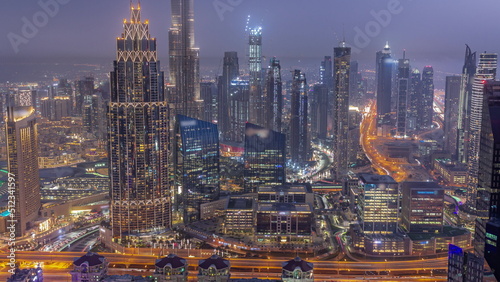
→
(407, 69, 421, 133)
(420, 66, 434, 129)
(290, 70, 309, 164)
(456, 45, 477, 164)
(396, 54, 410, 137)
(265, 57, 283, 132)
(6, 104, 41, 237)
(444, 76, 462, 158)
(467, 52, 497, 210)
(109, 2, 170, 239)
(248, 27, 263, 126)
(376, 42, 393, 126)
(333, 41, 351, 179)
(218, 52, 239, 139)
(169, 0, 201, 118)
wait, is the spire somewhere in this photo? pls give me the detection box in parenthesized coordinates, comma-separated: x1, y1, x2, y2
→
(130, 0, 141, 23)
(385, 41, 390, 49)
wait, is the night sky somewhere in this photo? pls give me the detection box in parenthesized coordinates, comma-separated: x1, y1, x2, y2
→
(2, 0, 500, 85)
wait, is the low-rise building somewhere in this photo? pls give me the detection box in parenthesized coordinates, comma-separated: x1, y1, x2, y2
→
(224, 196, 254, 235)
(281, 257, 313, 282)
(154, 254, 188, 282)
(70, 252, 108, 282)
(433, 159, 467, 186)
(7, 267, 43, 282)
(198, 255, 230, 282)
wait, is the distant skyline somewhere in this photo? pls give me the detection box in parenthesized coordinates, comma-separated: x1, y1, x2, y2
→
(2, 0, 500, 86)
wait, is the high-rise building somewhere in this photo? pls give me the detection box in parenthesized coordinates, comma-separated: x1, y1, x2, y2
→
(6, 104, 41, 237)
(447, 244, 484, 282)
(200, 82, 217, 123)
(243, 123, 286, 193)
(407, 69, 421, 132)
(174, 115, 220, 224)
(320, 56, 333, 89)
(290, 70, 309, 164)
(348, 107, 361, 165)
(467, 52, 497, 210)
(248, 27, 263, 126)
(310, 84, 329, 140)
(70, 252, 108, 282)
(218, 51, 239, 139)
(400, 182, 444, 233)
(396, 55, 410, 137)
(265, 57, 283, 132)
(53, 96, 71, 121)
(485, 218, 500, 281)
(108, 3, 170, 238)
(333, 41, 351, 179)
(75, 77, 94, 116)
(227, 78, 249, 143)
(169, 0, 201, 118)
(456, 45, 477, 164)
(444, 76, 462, 158)
(474, 81, 500, 257)
(420, 66, 434, 130)
(376, 42, 393, 126)
(357, 174, 398, 234)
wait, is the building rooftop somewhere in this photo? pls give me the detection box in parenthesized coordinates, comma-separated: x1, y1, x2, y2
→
(282, 257, 313, 272)
(258, 183, 312, 194)
(407, 226, 469, 241)
(401, 181, 442, 189)
(198, 255, 230, 270)
(358, 173, 397, 185)
(155, 254, 186, 269)
(228, 198, 253, 210)
(258, 203, 311, 212)
(73, 252, 107, 267)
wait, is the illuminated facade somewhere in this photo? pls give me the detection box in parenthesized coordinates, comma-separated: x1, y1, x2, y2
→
(218, 51, 239, 140)
(265, 57, 283, 132)
(154, 254, 188, 282)
(174, 115, 220, 224)
(224, 196, 255, 234)
(169, 0, 201, 118)
(467, 52, 497, 210)
(290, 70, 309, 164)
(248, 27, 263, 126)
(444, 76, 462, 158)
(198, 255, 230, 282)
(227, 79, 249, 143)
(419, 66, 434, 130)
(108, 3, 170, 238)
(281, 257, 314, 282)
(310, 84, 329, 140)
(357, 174, 398, 234)
(407, 69, 421, 132)
(396, 55, 410, 137)
(243, 123, 286, 193)
(6, 105, 41, 237)
(375, 42, 393, 126)
(447, 244, 483, 282)
(400, 182, 444, 233)
(485, 218, 500, 281)
(333, 41, 350, 179)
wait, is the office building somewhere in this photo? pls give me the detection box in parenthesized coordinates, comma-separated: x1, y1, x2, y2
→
(265, 57, 283, 132)
(467, 53, 497, 210)
(257, 184, 314, 206)
(419, 66, 434, 130)
(227, 79, 249, 143)
(200, 82, 217, 123)
(447, 244, 483, 282)
(82, 93, 106, 139)
(348, 106, 361, 165)
(407, 69, 421, 133)
(6, 105, 41, 237)
(444, 76, 462, 158)
(376, 42, 393, 126)
(224, 196, 255, 235)
(75, 76, 95, 116)
(485, 218, 500, 281)
(108, 3, 170, 238)
(396, 54, 410, 137)
(249, 27, 264, 126)
(7, 267, 43, 282)
(310, 84, 329, 140)
(198, 255, 230, 282)
(357, 174, 398, 234)
(174, 115, 220, 224)
(456, 45, 477, 164)
(290, 70, 309, 164)
(474, 81, 500, 257)
(70, 252, 108, 282)
(400, 182, 444, 233)
(154, 254, 188, 282)
(169, 0, 201, 118)
(281, 257, 314, 282)
(333, 41, 351, 179)
(243, 123, 286, 193)
(218, 51, 239, 139)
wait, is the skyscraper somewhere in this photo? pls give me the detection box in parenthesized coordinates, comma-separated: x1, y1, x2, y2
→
(474, 81, 500, 257)
(310, 84, 329, 140)
(248, 27, 263, 126)
(290, 70, 309, 164)
(420, 66, 434, 130)
(265, 57, 283, 132)
(75, 77, 94, 116)
(6, 104, 41, 237)
(169, 0, 201, 118)
(444, 76, 462, 157)
(200, 82, 217, 123)
(320, 56, 334, 89)
(243, 123, 286, 193)
(447, 244, 484, 282)
(407, 69, 421, 132)
(396, 54, 410, 137)
(400, 182, 444, 233)
(333, 41, 351, 179)
(109, 3, 170, 238)
(174, 115, 220, 224)
(456, 45, 477, 164)
(467, 52, 497, 210)
(218, 51, 239, 139)
(376, 43, 393, 126)
(227, 78, 249, 143)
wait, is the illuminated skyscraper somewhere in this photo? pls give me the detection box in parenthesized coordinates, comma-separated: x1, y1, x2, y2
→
(474, 81, 500, 257)
(376, 42, 393, 126)
(456, 45, 477, 164)
(444, 76, 462, 157)
(265, 57, 283, 132)
(290, 70, 309, 164)
(310, 84, 329, 140)
(109, 3, 170, 238)
(467, 52, 497, 209)
(248, 27, 263, 126)
(174, 115, 220, 223)
(75, 77, 94, 116)
(320, 56, 333, 89)
(169, 0, 201, 118)
(407, 69, 421, 132)
(400, 182, 444, 233)
(218, 51, 239, 139)
(447, 244, 484, 282)
(396, 54, 410, 137)
(200, 82, 217, 123)
(243, 123, 286, 193)
(420, 66, 434, 130)
(6, 104, 41, 237)
(227, 79, 249, 143)
(333, 41, 350, 179)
